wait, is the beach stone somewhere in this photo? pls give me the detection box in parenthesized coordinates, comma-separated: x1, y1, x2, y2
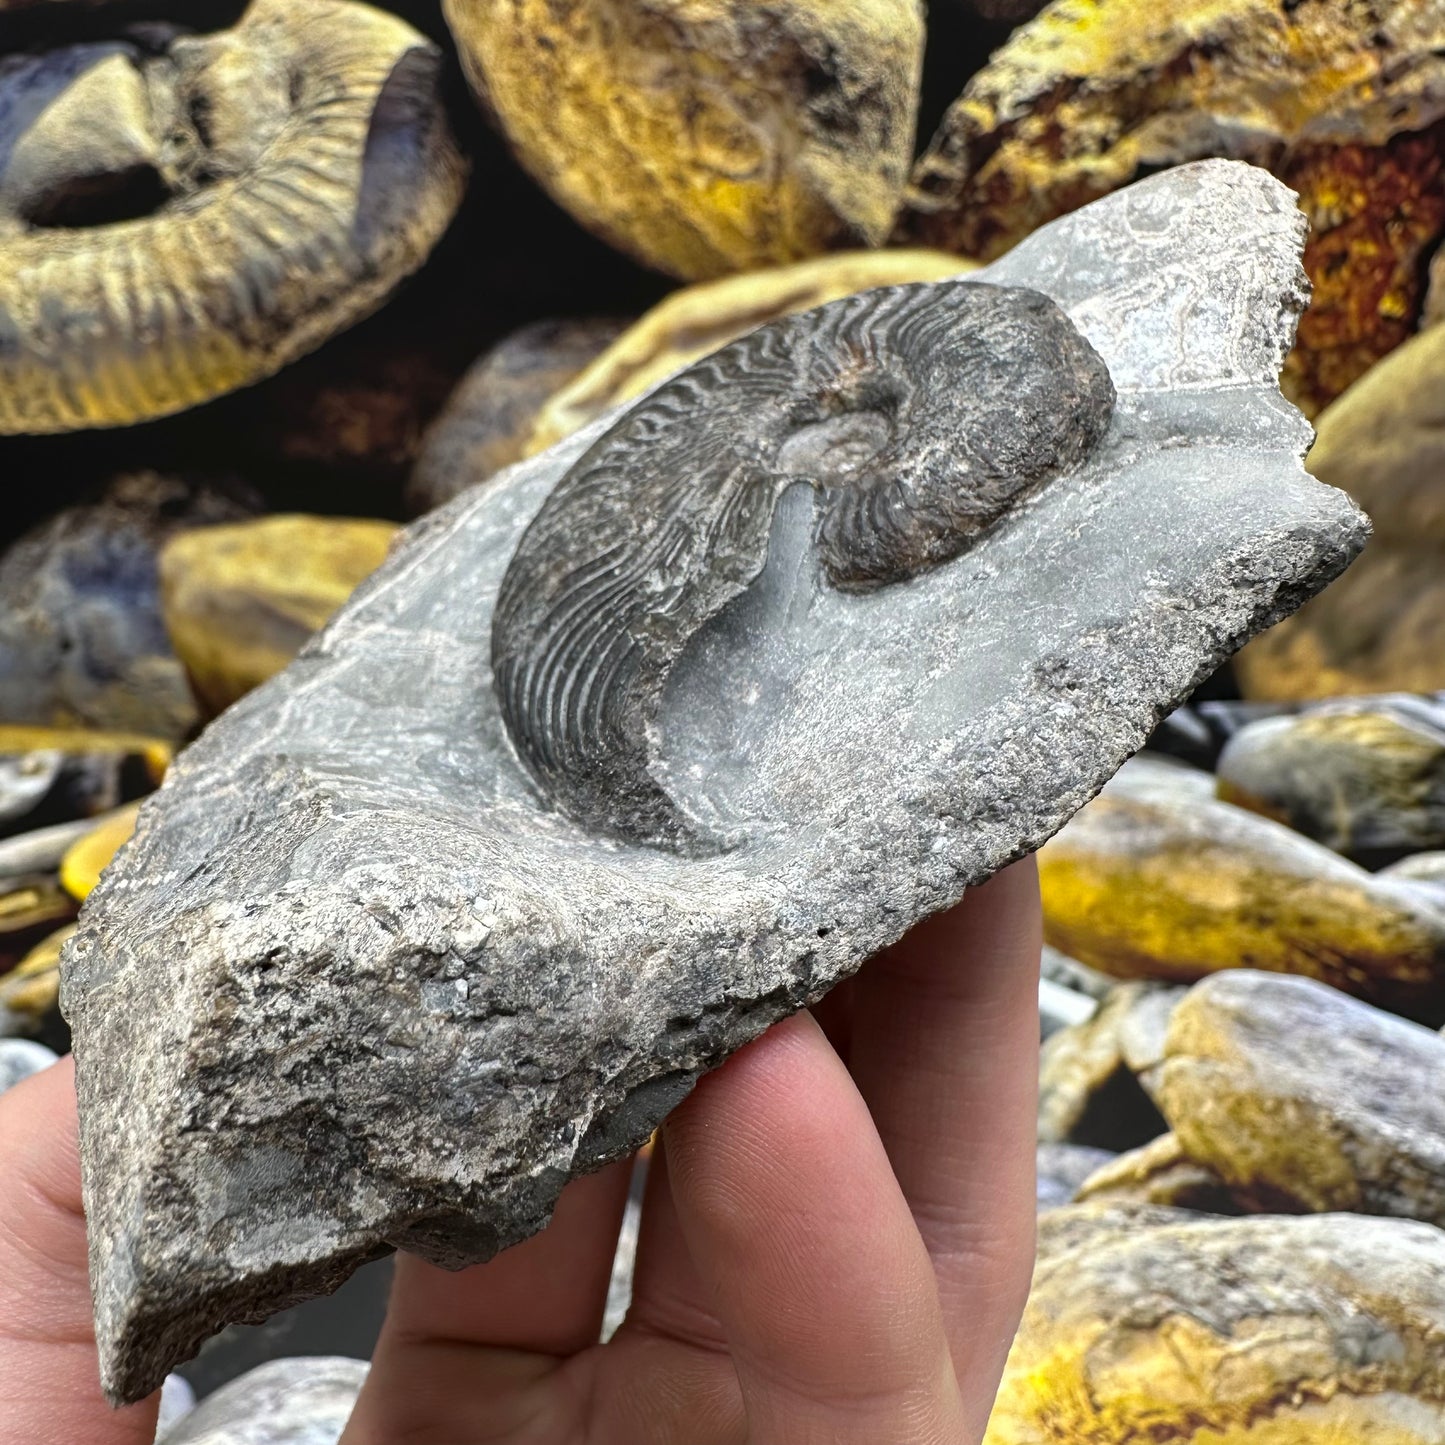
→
(1146, 698, 1297, 770)
(1035, 1142, 1115, 1211)
(443, 0, 926, 279)
(1217, 697, 1445, 862)
(1040, 753, 1445, 1021)
(0, 727, 168, 839)
(406, 318, 629, 516)
(0, 873, 76, 957)
(62, 163, 1369, 1403)
(0, 1037, 58, 1094)
(156, 1357, 366, 1445)
(1074, 1131, 1255, 1214)
(1038, 980, 1179, 1148)
(1156, 969, 1445, 1223)
(0, 475, 254, 740)
(0, 922, 73, 1036)
(155, 1373, 197, 1437)
(904, 0, 1445, 417)
(158, 517, 399, 717)
(1039, 944, 1112, 1002)
(524, 249, 976, 456)
(1384, 851, 1445, 889)
(985, 1207, 1445, 1443)
(1239, 321, 1445, 699)
(60, 803, 140, 902)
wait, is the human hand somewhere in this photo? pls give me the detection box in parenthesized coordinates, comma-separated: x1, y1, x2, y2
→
(0, 859, 1041, 1445)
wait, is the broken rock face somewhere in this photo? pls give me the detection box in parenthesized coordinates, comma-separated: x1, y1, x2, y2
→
(63, 161, 1367, 1403)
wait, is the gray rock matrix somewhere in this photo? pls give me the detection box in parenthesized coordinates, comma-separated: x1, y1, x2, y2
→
(64, 160, 1368, 1402)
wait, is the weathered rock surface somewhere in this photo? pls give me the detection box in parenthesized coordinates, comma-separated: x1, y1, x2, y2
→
(0, 0, 467, 433)
(1037, 979, 1179, 1148)
(63, 163, 1368, 1402)
(523, 249, 976, 455)
(1217, 696, 1445, 861)
(156, 1358, 366, 1445)
(442, 0, 925, 279)
(986, 1207, 1445, 1443)
(1156, 969, 1445, 1223)
(1239, 321, 1445, 698)
(903, 0, 1445, 416)
(1035, 1141, 1115, 1210)
(0, 922, 72, 1036)
(1040, 752, 1445, 1019)
(158, 517, 398, 717)
(407, 317, 629, 515)
(1073, 1131, 1247, 1213)
(0, 475, 254, 740)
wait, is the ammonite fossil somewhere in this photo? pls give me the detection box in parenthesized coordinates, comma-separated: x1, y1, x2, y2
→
(0, 0, 467, 433)
(442, 0, 925, 280)
(492, 280, 1116, 850)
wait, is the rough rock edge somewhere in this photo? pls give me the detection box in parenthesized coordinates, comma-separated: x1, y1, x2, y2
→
(65, 161, 1370, 1402)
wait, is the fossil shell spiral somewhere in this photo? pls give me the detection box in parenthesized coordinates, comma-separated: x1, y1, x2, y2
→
(0, 0, 466, 434)
(492, 281, 1116, 850)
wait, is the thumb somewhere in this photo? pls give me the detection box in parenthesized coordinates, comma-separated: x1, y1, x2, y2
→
(0, 1054, 162, 1445)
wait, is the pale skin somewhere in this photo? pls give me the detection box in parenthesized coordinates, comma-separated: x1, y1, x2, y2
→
(0, 859, 1041, 1445)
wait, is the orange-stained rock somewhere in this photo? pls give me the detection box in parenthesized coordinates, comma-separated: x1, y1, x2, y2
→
(903, 0, 1445, 415)
(1039, 759, 1445, 1021)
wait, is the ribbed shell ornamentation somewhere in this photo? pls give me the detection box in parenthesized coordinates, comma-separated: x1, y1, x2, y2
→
(492, 280, 1116, 850)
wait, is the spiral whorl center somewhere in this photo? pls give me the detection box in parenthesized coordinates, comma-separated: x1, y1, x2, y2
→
(491, 279, 1116, 850)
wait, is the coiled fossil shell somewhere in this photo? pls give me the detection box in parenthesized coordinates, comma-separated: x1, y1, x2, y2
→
(442, 0, 925, 280)
(0, 0, 468, 433)
(492, 280, 1115, 849)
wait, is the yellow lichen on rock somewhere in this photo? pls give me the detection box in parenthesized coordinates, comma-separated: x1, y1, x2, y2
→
(1239, 322, 1445, 698)
(0, 0, 467, 433)
(60, 803, 139, 901)
(158, 516, 398, 717)
(903, 0, 1445, 414)
(1038, 762, 1445, 1020)
(443, 0, 926, 280)
(984, 1207, 1445, 1444)
(0, 922, 74, 1026)
(526, 248, 974, 452)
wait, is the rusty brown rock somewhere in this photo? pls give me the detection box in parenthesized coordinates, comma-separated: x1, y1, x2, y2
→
(443, 0, 925, 280)
(1154, 969, 1445, 1225)
(1073, 1132, 1251, 1213)
(1216, 697, 1445, 861)
(903, 0, 1445, 415)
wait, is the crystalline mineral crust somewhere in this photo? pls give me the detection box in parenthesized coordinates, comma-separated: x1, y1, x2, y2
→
(62, 161, 1369, 1402)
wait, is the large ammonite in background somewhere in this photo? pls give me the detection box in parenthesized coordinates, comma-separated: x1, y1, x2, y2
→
(492, 280, 1116, 851)
(0, 0, 468, 433)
